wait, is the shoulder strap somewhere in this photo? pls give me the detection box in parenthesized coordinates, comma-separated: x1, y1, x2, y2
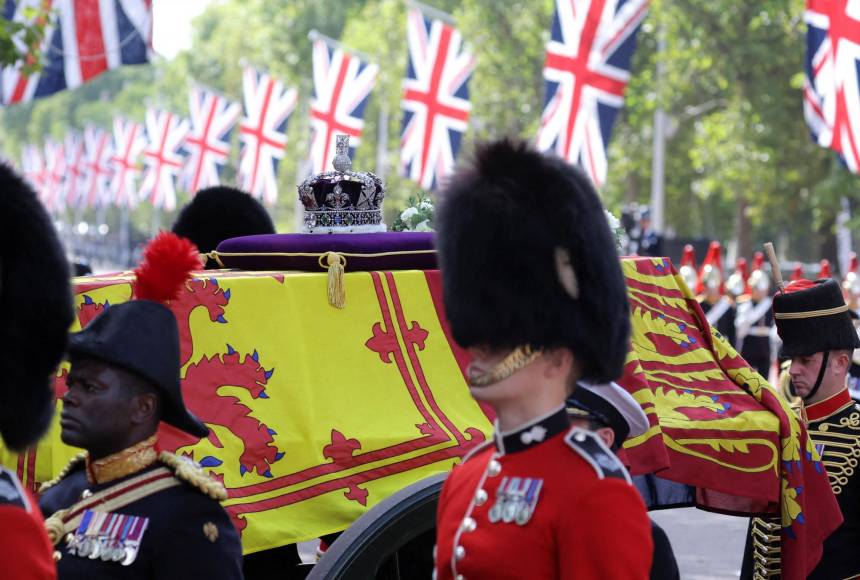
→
(564, 427, 631, 483)
(159, 452, 227, 500)
(0, 466, 31, 512)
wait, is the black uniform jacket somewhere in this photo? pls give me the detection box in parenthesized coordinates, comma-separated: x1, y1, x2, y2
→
(741, 389, 860, 579)
(40, 462, 244, 580)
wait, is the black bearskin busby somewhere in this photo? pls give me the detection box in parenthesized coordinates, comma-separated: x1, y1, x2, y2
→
(436, 140, 630, 383)
(0, 163, 74, 450)
(774, 278, 860, 358)
(172, 186, 276, 258)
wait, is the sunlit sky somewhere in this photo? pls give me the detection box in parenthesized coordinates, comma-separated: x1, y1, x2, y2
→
(151, 0, 221, 60)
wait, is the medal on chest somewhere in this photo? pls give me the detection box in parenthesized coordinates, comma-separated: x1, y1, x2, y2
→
(66, 509, 150, 566)
(487, 476, 544, 526)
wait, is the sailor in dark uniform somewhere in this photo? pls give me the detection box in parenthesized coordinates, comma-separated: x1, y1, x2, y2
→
(433, 140, 652, 579)
(566, 382, 680, 580)
(736, 265, 775, 379)
(741, 278, 860, 579)
(39, 233, 244, 579)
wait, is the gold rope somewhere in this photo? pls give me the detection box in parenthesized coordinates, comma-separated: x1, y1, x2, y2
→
(774, 304, 849, 320)
(206, 248, 436, 263)
(469, 345, 544, 388)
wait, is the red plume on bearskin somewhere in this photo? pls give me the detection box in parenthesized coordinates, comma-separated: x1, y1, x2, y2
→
(133, 231, 202, 303)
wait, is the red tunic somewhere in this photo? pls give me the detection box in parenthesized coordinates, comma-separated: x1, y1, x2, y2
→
(435, 412, 652, 580)
(0, 467, 56, 580)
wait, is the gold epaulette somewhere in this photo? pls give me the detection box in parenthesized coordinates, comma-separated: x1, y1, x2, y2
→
(38, 452, 87, 494)
(158, 451, 227, 501)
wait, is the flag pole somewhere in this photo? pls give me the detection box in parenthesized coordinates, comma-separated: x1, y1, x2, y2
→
(406, 0, 456, 24)
(764, 242, 785, 294)
(650, 21, 666, 235)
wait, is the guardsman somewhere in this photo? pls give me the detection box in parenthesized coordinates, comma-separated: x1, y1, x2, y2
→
(697, 242, 736, 347)
(726, 257, 750, 301)
(39, 232, 244, 579)
(736, 252, 775, 378)
(566, 383, 680, 580)
(819, 258, 833, 280)
(741, 278, 860, 579)
(678, 244, 698, 294)
(433, 140, 652, 579)
(171, 185, 276, 267)
(0, 162, 74, 579)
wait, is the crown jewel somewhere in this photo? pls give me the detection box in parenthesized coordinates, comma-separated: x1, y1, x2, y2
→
(298, 134, 386, 234)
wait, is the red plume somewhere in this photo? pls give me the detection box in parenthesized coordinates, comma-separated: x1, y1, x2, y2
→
(790, 263, 804, 282)
(681, 244, 696, 268)
(819, 259, 833, 279)
(133, 232, 202, 303)
(849, 252, 858, 274)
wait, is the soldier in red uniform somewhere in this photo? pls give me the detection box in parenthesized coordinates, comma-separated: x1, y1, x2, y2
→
(0, 162, 75, 579)
(433, 140, 652, 579)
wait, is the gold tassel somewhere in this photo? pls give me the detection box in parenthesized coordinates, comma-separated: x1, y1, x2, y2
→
(321, 252, 346, 309)
(44, 510, 68, 546)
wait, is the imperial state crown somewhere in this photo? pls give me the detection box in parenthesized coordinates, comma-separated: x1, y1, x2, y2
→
(298, 135, 386, 233)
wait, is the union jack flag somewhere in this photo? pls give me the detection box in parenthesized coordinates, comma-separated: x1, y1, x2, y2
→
(238, 67, 298, 205)
(308, 38, 379, 174)
(2, 0, 152, 106)
(140, 108, 189, 211)
(42, 139, 66, 211)
(109, 117, 145, 208)
(20, 143, 46, 193)
(182, 85, 240, 194)
(804, 1, 860, 171)
(400, 8, 475, 191)
(82, 126, 113, 208)
(535, 0, 649, 188)
(64, 132, 87, 208)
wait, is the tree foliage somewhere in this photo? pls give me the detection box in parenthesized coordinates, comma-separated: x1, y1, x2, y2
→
(0, 0, 857, 264)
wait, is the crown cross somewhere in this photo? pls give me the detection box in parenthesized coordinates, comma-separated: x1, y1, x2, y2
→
(333, 134, 352, 173)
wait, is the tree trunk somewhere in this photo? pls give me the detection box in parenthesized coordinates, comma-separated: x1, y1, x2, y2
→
(733, 194, 751, 258)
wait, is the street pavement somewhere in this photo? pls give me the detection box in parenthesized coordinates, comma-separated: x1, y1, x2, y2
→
(651, 507, 748, 579)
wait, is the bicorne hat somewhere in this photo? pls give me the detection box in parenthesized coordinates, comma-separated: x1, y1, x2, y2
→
(773, 278, 860, 358)
(435, 139, 630, 383)
(0, 163, 74, 451)
(68, 233, 209, 437)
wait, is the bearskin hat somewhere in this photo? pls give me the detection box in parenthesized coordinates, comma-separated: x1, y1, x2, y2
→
(774, 279, 860, 358)
(435, 139, 630, 383)
(0, 163, 74, 451)
(171, 186, 276, 258)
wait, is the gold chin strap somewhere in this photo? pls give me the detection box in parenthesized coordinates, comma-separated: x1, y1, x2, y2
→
(469, 345, 544, 388)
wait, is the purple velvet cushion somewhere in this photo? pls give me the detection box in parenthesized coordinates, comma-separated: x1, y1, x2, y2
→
(214, 232, 437, 271)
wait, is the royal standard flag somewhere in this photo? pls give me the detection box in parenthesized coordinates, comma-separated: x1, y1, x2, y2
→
(1, 259, 842, 576)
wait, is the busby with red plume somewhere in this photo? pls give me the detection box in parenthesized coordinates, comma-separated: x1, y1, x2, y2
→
(67, 232, 208, 437)
(843, 252, 859, 296)
(726, 257, 749, 297)
(819, 259, 833, 280)
(696, 241, 723, 295)
(748, 251, 770, 294)
(0, 163, 74, 451)
(678, 244, 698, 293)
(790, 263, 804, 282)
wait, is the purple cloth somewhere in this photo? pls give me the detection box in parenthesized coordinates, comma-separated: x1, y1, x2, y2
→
(215, 232, 437, 271)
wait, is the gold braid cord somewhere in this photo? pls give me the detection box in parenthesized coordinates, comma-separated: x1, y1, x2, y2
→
(750, 516, 782, 579)
(38, 452, 87, 494)
(469, 345, 544, 388)
(158, 451, 227, 501)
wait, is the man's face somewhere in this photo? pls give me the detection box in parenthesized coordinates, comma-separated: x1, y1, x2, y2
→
(788, 352, 845, 401)
(61, 358, 140, 453)
(466, 346, 554, 405)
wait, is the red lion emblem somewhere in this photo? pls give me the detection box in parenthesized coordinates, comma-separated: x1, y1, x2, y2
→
(62, 278, 284, 481)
